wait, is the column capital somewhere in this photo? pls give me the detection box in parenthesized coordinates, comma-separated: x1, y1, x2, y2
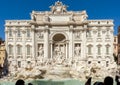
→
(49, 40, 53, 44)
(65, 40, 69, 44)
(44, 26, 49, 32)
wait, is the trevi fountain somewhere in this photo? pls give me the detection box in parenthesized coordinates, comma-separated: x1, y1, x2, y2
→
(2, 1, 118, 85)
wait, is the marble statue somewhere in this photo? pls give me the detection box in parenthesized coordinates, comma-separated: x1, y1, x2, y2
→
(74, 44, 81, 56)
(38, 45, 44, 57)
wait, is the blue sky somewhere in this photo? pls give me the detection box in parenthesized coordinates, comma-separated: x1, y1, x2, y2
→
(0, 0, 120, 40)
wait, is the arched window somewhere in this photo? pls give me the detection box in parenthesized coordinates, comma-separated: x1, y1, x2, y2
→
(17, 45, 22, 55)
(8, 45, 13, 55)
(26, 45, 31, 55)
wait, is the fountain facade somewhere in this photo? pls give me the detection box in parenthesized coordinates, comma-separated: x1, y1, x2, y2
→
(5, 1, 117, 81)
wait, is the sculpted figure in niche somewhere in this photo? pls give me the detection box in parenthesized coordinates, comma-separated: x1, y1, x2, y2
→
(38, 45, 44, 57)
(54, 45, 59, 56)
(54, 45, 64, 61)
(74, 44, 81, 56)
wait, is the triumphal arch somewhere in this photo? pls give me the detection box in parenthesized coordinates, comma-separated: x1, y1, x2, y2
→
(5, 1, 117, 80)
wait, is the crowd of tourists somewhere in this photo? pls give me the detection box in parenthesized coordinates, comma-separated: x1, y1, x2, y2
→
(85, 75, 120, 85)
(15, 75, 120, 85)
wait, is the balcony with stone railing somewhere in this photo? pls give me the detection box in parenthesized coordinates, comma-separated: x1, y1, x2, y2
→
(88, 20, 114, 26)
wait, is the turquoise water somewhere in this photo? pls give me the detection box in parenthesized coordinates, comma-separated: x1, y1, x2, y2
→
(0, 79, 117, 85)
(0, 79, 84, 85)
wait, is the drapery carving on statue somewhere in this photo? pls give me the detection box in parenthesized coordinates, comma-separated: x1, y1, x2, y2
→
(44, 15, 50, 22)
(74, 44, 81, 56)
(54, 45, 59, 56)
(54, 46, 63, 57)
(38, 45, 44, 57)
(53, 45, 64, 64)
(31, 14, 36, 21)
(50, 1, 67, 14)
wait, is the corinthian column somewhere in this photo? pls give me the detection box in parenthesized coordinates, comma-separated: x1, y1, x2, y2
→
(31, 25, 35, 59)
(22, 29, 26, 60)
(44, 25, 49, 59)
(50, 41, 53, 59)
(5, 28, 8, 58)
(13, 28, 17, 60)
(69, 25, 73, 58)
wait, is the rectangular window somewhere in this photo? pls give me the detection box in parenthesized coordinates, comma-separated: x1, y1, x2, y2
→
(17, 46, 21, 55)
(27, 29, 30, 37)
(106, 30, 109, 38)
(106, 61, 109, 67)
(18, 61, 21, 68)
(106, 46, 109, 54)
(9, 29, 12, 37)
(98, 30, 101, 37)
(98, 46, 101, 55)
(9, 45, 13, 55)
(88, 46, 92, 55)
(86, 31, 91, 37)
(27, 46, 31, 55)
(17, 29, 21, 37)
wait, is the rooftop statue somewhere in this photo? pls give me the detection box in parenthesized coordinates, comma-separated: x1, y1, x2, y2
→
(50, 1, 68, 14)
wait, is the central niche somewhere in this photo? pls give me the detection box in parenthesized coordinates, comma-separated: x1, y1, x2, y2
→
(52, 33, 66, 60)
